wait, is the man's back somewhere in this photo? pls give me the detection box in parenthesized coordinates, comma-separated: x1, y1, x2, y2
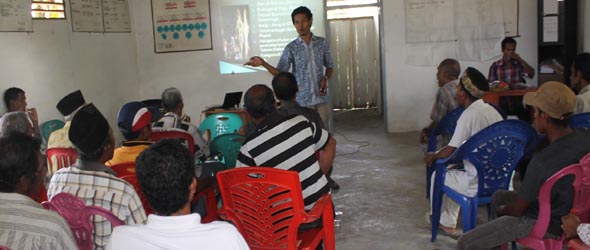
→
(237, 114, 330, 209)
(48, 166, 146, 249)
(0, 192, 77, 250)
(152, 112, 208, 157)
(107, 214, 248, 250)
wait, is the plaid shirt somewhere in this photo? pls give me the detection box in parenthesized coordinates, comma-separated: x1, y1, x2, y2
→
(488, 58, 526, 85)
(430, 79, 459, 124)
(48, 161, 146, 250)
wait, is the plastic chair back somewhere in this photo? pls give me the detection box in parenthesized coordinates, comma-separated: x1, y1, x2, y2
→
(568, 238, 590, 250)
(42, 192, 124, 250)
(431, 120, 538, 241)
(118, 175, 154, 216)
(427, 107, 465, 152)
(209, 133, 245, 169)
(199, 113, 243, 141)
(217, 167, 335, 250)
(110, 162, 136, 177)
(150, 130, 195, 155)
(569, 112, 590, 129)
(46, 148, 78, 171)
(40, 120, 65, 143)
(0, 245, 10, 250)
(515, 153, 590, 250)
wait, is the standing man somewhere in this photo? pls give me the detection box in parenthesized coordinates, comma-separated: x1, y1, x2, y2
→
(245, 6, 334, 126)
(419, 58, 461, 149)
(570, 53, 590, 113)
(488, 37, 535, 87)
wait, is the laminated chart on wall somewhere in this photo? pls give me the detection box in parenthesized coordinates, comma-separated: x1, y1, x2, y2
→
(103, 0, 131, 32)
(0, 0, 33, 32)
(70, 0, 104, 32)
(152, 0, 212, 53)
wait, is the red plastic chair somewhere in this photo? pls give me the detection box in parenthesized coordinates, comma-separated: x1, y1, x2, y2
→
(569, 238, 590, 250)
(41, 192, 124, 250)
(119, 174, 154, 216)
(0, 245, 10, 250)
(514, 153, 590, 250)
(110, 162, 136, 177)
(46, 148, 78, 174)
(192, 185, 219, 223)
(150, 130, 195, 155)
(217, 167, 335, 250)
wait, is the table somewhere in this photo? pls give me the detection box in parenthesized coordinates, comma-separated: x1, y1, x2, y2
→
(200, 108, 251, 124)
(482, 88, 538, 106)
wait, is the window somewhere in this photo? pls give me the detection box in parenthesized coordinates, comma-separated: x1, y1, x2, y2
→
(31, 0, 65, 19)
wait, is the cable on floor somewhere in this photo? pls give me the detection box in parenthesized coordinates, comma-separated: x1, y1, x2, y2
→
(332, 130, 370, 157)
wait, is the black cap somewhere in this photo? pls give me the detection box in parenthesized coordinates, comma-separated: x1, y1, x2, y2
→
(56, 90, 85, 116)
(68, 103, 110, 153)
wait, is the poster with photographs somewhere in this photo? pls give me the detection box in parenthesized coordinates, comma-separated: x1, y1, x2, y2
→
(151, 0, 212, 53)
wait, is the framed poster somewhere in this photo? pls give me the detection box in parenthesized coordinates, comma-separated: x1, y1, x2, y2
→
(151, 0, 212, 53)
(70, 0, 104, 32)
(0, 0, 33, 32)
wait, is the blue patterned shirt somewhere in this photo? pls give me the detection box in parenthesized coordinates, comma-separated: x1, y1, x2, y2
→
(276, 34, 334, 107)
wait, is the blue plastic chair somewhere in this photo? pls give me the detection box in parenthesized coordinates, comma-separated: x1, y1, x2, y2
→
(41, 119, 65, 143)
(430, 120, 538, 242)
(198, 113, 243, 141)
(569, 112, 590, 129)
(209, 133, 245, 169)
(426, 107, 465, 199)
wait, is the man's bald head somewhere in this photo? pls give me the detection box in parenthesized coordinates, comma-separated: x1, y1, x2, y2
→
(244, 84, 276, 119)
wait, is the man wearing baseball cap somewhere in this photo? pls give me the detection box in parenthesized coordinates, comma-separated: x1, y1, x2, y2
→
(458, 82, 590, 249)
(106, 101, 153, 166)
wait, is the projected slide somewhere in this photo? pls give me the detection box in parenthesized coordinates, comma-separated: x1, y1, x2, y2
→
(218, 0, 324, 74)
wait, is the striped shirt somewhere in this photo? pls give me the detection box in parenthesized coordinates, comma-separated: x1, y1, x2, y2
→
(430, 79, 459, 124)
(152, 112, 209, 158)
(0, 192, 77, 250)
(236, 114, 330, 210)
(47, 163, 147, 250)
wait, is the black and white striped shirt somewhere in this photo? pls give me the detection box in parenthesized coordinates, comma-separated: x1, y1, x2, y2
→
(0, 192, 77, 250)
(237, 114, 330, 209)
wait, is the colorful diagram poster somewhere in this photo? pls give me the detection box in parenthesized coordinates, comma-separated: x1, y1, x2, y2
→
(151, 0, 212, 53)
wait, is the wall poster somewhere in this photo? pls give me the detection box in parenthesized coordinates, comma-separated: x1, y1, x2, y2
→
(151, 0, 212, 53)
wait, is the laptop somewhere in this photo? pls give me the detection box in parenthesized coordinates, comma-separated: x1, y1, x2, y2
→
(221, 91, 243, 109)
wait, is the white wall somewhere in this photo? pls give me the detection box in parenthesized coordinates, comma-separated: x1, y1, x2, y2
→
(131, 0, 282, 122)
(0, 16, 141, 140)
(381, 0, 538, 132)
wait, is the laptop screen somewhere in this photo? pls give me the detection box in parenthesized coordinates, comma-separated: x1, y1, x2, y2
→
(221, 92, 243, 109)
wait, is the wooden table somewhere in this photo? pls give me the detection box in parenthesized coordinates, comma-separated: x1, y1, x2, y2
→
(482, 88, 538, 106)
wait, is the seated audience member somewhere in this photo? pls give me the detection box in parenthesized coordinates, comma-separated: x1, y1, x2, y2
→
(47, 90, 87, 174)
(570, 53, 590, 113)
(48, 104, 147, 249)
(3, 87, 39, 137)
(272, 71, 340, 190)
(108, 140, 248, 250)
(0, 111, 34, 137)
(457, 82, 590, 249)
(106, 101, 153, 166)
(237, 84, 336, 210)
(0, 133, 77, 250)
(488, 37, 535, 86)
(47, 90, 86, 149)
(562, 214, 590, 246)
(419, 58, 460, 150)
(424, 67, 503, 238)
(152, 87, 209, 160)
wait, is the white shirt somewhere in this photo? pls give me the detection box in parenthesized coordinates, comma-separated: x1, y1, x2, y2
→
(448, 99, 503, 195)
(574, 85, 590, 114)
(107, 213, 249, 250)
